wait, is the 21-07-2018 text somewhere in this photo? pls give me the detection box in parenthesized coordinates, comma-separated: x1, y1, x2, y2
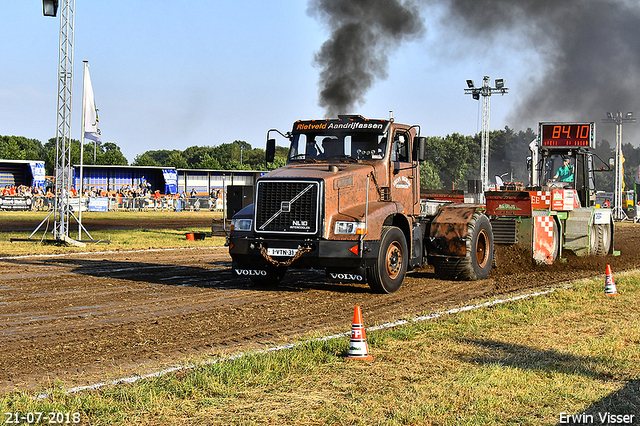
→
(4, 412, 81, 424)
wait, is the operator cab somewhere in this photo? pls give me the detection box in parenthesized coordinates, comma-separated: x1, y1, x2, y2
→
(531, 122, 602, 207)
(288, 132, 388, 163)
(542, 151, 576, 189)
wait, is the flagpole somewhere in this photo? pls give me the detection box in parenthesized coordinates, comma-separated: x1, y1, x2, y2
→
(78, 60, 88, 240)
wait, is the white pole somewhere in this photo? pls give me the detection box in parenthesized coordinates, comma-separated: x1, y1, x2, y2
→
(78, 60, 88, 240)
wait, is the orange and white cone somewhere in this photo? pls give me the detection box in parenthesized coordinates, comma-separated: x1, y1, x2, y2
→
(605, 264, 619, 295)
(346, 306, 374, 361)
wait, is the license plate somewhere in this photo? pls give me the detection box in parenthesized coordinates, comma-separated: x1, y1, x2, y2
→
(267, 248, 298, 257)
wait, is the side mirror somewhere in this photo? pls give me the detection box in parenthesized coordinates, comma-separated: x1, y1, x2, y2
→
(608, 157, 615, 168)
(526, 156, 532, 171)
(413, 136, 426, 162)
(266, 139, 276, 163)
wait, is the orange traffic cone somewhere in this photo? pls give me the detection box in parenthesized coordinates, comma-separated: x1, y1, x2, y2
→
(346, 306, 374, 361)
(605, 265, 619, 295)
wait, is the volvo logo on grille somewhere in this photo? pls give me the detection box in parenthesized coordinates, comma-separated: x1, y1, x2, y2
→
(329, 272, 364, 282)
(281, 201, 291, 212)
(235, 269, 267, 276)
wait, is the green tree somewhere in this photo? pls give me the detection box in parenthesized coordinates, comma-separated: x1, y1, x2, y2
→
(166, 151, 188, 169)
(488, 127, 537, 185)
(183, 145, 213, 168)
(132, 153, 160, 167)
(0, 136, 44, 160)
(0, 136, 23, 159)
(424, 133, 479, 189)
(42, 138, 85, 175)
(196, 152, 221, 169)
(99, 142, 128, 165)
(142, 149, 182, 166)
(419, 161, 443, 190)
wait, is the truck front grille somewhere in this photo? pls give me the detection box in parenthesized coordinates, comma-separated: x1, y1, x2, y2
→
(255, 180, 320, 234)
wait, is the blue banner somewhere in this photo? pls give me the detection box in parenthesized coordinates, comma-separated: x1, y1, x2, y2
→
(88, 197, 109, 212)
(162, 169, 178, 195)
(29, 162, 46, 187)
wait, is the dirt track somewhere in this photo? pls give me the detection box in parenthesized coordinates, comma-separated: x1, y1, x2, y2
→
(1, 220, 639, 393)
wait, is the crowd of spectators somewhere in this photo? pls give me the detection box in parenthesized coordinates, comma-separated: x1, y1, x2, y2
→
(1, 182, 225, 212)
(2, 184, 52, 197)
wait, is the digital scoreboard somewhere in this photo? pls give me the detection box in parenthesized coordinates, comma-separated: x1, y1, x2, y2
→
(539, 122, 595, 148)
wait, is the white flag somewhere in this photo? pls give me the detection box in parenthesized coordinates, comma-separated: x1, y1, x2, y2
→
(83, 67, 102, 142)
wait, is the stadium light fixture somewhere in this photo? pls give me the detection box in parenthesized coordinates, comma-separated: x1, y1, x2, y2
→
(42, 0, 58, 17)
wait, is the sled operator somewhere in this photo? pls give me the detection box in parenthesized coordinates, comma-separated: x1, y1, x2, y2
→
(553, 157, 574, 182)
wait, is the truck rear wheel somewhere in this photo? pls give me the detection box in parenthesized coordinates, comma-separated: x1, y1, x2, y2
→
(367, 226, 407, 294)
(433, 212, 493, 280)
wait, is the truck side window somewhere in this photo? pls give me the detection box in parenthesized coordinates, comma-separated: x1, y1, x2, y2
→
(391, 132, 409, 162)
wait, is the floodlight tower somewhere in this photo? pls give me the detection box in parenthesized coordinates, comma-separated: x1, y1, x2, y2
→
(602, 111, 636, 220)
(464, 76, 508, 200)
(43, 0, 75, 241)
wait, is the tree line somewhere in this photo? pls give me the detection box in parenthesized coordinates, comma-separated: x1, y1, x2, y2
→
(420, 127, 639, 193)
(1, 130, 638, 192)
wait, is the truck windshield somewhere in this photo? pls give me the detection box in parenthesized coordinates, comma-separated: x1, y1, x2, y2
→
(288, 132, 387, 163)
(542, 153, 575, 188)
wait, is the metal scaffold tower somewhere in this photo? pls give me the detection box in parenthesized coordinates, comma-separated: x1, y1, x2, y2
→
(603, 111, 636, 221)
(52, 0, 75, 241)
(464, 76, 508, 201)
(32, 0, 82, 244)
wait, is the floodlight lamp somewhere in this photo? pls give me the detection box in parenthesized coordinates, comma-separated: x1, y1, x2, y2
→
(42, 0, 58, 17)
(472, 92, 480, 100)
(626, 112, 633, 118)
(607, 112, 613, 119)
(466, 79, 475, 88)
(495, 79, 504, 89)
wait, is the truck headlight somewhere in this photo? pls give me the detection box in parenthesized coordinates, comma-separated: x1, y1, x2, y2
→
(231, 218, 252, 232)
(334, 221, 366, 235)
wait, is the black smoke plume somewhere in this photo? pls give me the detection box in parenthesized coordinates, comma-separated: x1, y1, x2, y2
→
(439, 0, 640, 141)
(308, 0, 425, 117)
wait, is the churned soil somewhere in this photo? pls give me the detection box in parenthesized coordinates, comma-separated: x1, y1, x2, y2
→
(1, 219, 639, 393)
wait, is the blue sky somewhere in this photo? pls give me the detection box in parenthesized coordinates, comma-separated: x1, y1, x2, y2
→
(0, 1, 594, 163)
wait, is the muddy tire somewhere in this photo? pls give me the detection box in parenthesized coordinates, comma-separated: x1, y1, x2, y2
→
(433, 213, 494, 280)
(594, 222, 613, 256)
(367, 226, 407, 294)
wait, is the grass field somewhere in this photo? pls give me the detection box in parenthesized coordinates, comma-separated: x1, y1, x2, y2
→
(1, 273, 638, 425)
(0, 211, 226, 257)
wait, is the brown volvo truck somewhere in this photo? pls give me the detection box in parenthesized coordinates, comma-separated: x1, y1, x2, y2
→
(228, 115, 494, 293)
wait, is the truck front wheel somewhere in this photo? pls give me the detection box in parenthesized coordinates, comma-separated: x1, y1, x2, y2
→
(367, 226, 407, 294)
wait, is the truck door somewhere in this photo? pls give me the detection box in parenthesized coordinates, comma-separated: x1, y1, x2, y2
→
(390, 130, 417, 215)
